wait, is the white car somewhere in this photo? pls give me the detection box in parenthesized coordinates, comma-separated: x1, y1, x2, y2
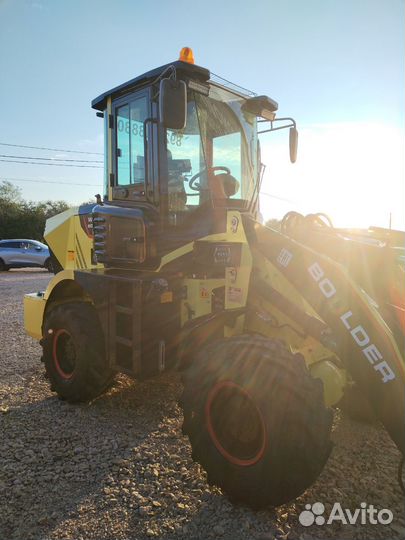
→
(0, 239, 53, 271)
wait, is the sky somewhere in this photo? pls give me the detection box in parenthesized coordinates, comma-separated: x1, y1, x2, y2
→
(0, 0, 404, 229)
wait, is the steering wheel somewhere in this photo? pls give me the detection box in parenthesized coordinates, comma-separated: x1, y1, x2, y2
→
(188, 166, 231, 191)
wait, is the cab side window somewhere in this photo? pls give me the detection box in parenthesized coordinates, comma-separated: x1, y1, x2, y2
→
(213, 132, 242, 198)
(116, 94, 149, 188)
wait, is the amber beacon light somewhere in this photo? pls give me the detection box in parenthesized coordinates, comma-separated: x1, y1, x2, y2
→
(179, 47, 195, 64)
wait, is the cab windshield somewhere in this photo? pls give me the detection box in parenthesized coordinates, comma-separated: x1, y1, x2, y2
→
(166, 84, 257, 220)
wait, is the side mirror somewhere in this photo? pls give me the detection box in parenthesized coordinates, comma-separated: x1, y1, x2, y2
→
(35, 246, 42, 251)
(289, 127, 298, 163)
(159, 78, 187, 130)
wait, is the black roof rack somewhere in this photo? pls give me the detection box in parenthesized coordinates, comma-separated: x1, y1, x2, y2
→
(209, 72, 256, 98)
(91, 61, 210, 111)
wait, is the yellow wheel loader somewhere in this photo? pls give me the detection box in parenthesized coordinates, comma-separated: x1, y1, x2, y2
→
(24, 48, 405, 508)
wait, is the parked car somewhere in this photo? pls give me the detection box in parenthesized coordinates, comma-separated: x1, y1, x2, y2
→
(0, 239, 53, 272)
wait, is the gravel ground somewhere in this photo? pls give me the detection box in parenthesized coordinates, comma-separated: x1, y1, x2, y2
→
(0, 270, 404, 540)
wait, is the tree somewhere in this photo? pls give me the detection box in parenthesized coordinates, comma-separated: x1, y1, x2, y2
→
(0, 181, 71, 240)
(0, 181, 23, 204)
(265, 218, 281, 231)
(33, 200, 70, 219)
(0, 182, 23, 239)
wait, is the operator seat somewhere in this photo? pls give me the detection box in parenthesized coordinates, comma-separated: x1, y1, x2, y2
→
(161, 171, 240, 253)
(208, 172, 239, 199)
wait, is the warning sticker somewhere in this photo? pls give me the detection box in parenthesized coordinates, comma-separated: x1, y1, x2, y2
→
(277, 247, 293, 268)
(200, 287, 210, 300)
(228, 286, 243, 303)
(227, 267, 237, 284)
(160, 291, 173, 304)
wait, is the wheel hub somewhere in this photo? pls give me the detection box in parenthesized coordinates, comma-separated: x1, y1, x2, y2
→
(206, 381, 266, 466)
(52, 329, 76, 380)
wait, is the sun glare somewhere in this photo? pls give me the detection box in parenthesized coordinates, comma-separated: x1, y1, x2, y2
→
(259, 122, 404, 231)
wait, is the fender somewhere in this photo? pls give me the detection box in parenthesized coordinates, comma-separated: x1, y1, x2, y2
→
(250, 219, 405, 455)
(24, 270, 75, 339)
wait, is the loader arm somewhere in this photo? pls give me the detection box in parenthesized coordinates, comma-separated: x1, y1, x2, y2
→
(249, 218, 405, 455)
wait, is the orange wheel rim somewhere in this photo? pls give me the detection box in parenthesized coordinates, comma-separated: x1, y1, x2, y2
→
(52, 329, 76, 380)
(205, 381, 267, 467)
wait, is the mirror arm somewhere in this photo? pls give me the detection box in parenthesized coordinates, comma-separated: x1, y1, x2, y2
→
(152, 65, 177, 100)
(258, 117, 296, 134)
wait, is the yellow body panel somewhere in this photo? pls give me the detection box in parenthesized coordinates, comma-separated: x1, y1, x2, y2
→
(309, 360, 346, 407)
(24, 293, 46, 339)
(45, 208, 102, 270)
(45, 209, 75, 268)
(24, 270, 76, 339)
(159, 242, 194, 270)
(160, 211, 342, 405)
(43, 269, 75, 299)
(181, 278, 224, 325)
(24, 209, 343, 406)
(224, 212, 252, 310)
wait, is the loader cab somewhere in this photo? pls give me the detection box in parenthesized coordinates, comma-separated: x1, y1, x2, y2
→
(91, 52, 264, 267)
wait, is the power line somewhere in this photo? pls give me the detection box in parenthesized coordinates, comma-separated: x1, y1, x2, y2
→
(260, 191, 296, 204)
(1, 177, 102, 187)
(0, 154, 103, 163)
(2, 173, 295, 200)
(0, 159, 103, 168)
(0, 142, 103, 156)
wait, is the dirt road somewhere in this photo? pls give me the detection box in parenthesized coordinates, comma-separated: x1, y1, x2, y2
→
(0, 270, 404, 540)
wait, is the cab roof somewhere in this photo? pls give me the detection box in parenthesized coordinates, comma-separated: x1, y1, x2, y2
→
(91, 60, 210, 111)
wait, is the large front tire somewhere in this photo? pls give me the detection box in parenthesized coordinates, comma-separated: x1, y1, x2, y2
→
(181, 335, 333, 508)
(42, 302, 114, 402)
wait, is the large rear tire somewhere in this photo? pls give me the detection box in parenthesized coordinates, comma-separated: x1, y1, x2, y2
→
(42, 302, 114, 402)
(181, 334, 333, 508)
